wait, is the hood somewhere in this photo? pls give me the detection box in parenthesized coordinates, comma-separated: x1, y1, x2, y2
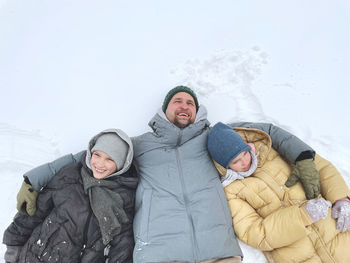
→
(149, 104, 209, 145)
(85, 128, 133, 177)
(150, 104, 209, 140)
(132, 105, 210, 157)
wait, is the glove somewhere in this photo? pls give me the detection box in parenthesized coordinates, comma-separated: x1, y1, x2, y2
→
(16, 180, 38, 216)
(331, 199, 350, 232)
(285, 158, 321, 200)
(304, 198, 331, 222)
(4, 245, 22, 262)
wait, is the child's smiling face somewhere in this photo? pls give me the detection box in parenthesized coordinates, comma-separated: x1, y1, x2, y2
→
(90, 150, 117, 179)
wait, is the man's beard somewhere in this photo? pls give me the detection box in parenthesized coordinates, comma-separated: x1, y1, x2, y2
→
(173, 117, 194, 129)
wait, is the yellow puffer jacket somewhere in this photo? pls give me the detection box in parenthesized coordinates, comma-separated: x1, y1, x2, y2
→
(214, 127, 350, 263)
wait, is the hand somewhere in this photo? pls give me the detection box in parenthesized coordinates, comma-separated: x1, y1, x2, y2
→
(304, 198, 331, 222)
(16, 180, 38, 216)
(331, 198, 350, 232)
(285, 158, 321, 199)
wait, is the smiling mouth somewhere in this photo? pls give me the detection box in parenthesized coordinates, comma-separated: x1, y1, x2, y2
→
(177, 112, 190, 118)
(95, 168, 106, 173)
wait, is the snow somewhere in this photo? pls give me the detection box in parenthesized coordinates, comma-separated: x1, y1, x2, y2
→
(1, 1, 349, 262)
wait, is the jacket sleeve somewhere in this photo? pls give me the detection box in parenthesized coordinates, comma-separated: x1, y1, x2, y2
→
(315, 154, 350, 203)
(24, 151, 85, 191)
(225, 188, 310, 250)
(228, 122, 315, 163)
(3, 212, 42, 246)
(107, 223, 134, 263)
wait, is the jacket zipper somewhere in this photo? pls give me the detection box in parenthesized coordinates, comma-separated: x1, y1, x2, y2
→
(81, 210, 92, 257)
(175, 132, 198, 263)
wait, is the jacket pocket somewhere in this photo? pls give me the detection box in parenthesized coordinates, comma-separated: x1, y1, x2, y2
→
(134, 187, 153, 242)
(30, 218, 70, 261)
(215, 184, 231, 225)
(31, 221, 60, 258)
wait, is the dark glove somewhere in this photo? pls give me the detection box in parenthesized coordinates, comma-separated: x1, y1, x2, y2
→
(16, 180, 38, 216)
(285, 158, 321, 200)
(4, 245, 22, 262)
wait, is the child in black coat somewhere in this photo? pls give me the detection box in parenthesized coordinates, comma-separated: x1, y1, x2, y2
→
(3, 129, 138, 263)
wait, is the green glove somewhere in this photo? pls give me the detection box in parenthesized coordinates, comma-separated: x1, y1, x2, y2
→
(16, 180, 38, 216)
(285, 158, 321, 200)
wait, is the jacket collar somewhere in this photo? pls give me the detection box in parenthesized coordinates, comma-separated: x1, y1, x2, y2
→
(147, 105, 210, 147)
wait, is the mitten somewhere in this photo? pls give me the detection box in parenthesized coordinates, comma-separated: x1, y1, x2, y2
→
(285, 158, 321, 199)
(331, 199, 350, 232)
(4, 245, 22, 263)
(304, 198, 331, 222)
(16, 180, 38, 216)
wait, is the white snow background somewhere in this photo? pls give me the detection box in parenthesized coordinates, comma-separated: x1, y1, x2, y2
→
(1, 1, 350, 262)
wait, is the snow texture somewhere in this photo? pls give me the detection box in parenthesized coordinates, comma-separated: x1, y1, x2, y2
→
(1, 1, 349, 262)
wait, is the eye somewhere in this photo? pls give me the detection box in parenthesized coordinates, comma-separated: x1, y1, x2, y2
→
(232, 159, 239, 165)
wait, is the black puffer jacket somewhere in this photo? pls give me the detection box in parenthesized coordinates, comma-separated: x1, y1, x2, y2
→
(3, 129, 138, 263)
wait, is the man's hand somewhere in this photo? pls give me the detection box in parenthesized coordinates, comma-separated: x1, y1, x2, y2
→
(332, 198, 350, 232)
(285, 158, 321, 199)
(16, 180, 38, 216)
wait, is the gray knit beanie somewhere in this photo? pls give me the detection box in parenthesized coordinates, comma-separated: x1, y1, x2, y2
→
(91, 133, 129, 171)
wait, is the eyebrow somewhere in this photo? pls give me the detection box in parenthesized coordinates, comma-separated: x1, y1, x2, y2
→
(172, 97, 195, 104)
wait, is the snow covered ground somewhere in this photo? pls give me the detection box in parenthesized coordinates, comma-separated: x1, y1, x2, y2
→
(1, 1, 349, 262)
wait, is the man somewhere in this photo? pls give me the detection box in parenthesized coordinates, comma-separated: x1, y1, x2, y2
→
(131, 86, 243, 262)
(15, 86, 321, 263)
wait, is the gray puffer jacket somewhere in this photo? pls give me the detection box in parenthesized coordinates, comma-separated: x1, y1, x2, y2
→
(131, 106, 243, 263)
(228, 121, 315, 163)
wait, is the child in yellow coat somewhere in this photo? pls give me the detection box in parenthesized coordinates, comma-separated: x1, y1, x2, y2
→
(208, 122, 350, 263)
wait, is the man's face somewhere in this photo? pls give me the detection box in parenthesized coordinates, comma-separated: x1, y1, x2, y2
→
(165, 92, 197, 128)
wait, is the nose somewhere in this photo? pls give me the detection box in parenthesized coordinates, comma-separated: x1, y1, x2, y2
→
(94, 158, 103, 168)
(179, 102, 188, 109)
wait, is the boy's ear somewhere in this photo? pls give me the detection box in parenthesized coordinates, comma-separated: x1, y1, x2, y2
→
(247, 143, 256, 154)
